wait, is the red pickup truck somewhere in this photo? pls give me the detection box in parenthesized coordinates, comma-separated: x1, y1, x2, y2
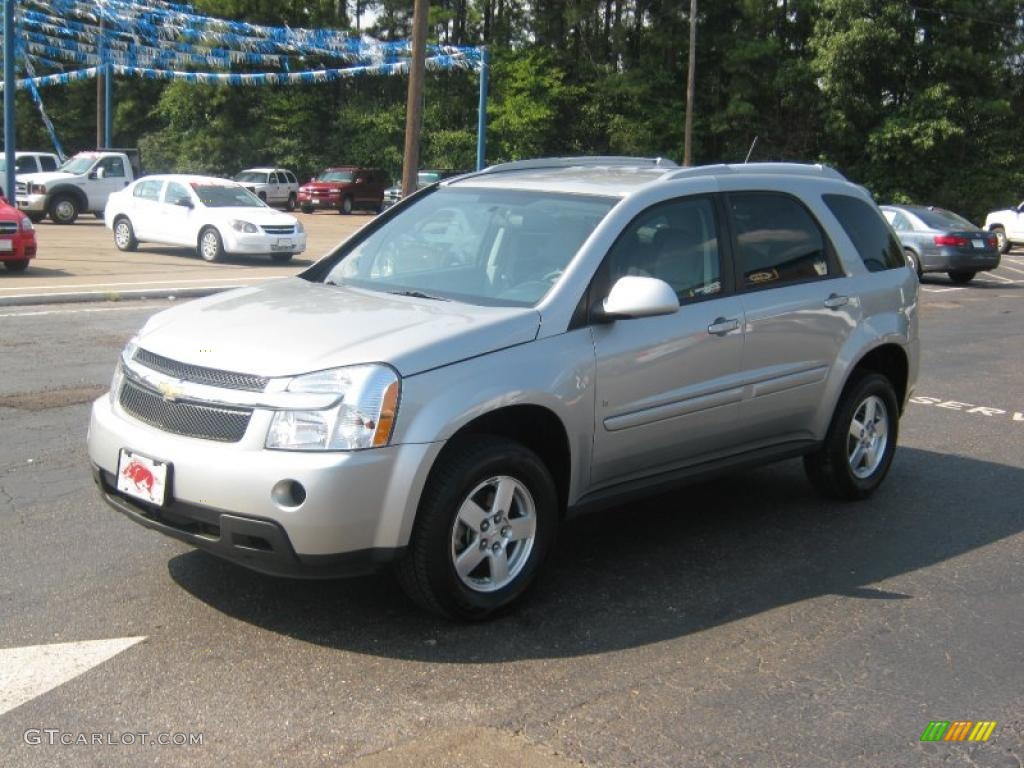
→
(0, 195, 38, 272)
(297, 167, 390, 215)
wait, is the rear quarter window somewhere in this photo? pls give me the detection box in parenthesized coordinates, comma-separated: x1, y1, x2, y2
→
(824, 194, 904, 272)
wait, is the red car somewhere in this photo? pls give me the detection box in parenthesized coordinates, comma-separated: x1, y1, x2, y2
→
(297, 167, 390, 215)
(0, 195, 37, 272)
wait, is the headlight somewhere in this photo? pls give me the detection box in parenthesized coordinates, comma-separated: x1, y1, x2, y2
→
(20, 216, 33, 232)
(329, 188, 341, 193)
(266, 364, 400, 451)
(30, 183, 46, 194)
(110, 337, 138, 403)
(230, 219, 259, 233)
(294, 221, 304, 234)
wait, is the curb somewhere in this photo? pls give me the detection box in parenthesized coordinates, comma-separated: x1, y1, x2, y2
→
(0, 284, 242, 308)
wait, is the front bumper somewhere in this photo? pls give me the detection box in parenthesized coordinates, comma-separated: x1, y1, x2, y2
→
(15, 194, 47, 213)
(297, 192, 341, 210)
(221, 229, 307, 255)
(88, 394, 442, 572)
(0, 235, 36, 261)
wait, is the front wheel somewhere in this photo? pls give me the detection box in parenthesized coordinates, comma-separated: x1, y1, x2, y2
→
(804, 372, 899, 500)
(395, 436, 558, 620)
(48, 194, 79, 225)
(113, 217, 138, 252)
(340, 195, 353, 215)
(198, 227, 224, 262)
(948, 271, 975, 284)
(286, 193, 297, 212)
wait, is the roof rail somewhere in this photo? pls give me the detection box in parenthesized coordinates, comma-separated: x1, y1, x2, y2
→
(469, 156, 679, 177)
(663, 162, 846, 182)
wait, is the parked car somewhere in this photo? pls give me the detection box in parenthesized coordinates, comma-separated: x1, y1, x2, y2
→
(297, 167, 389, 214)
(17, 149, 140, 224)
(234, 168, 300, 211)
(0, 194, 37, 272)
(381, 169, 469, 210)
(104, 174, 307, 263)
(0, 151, 61, 197)
(89, 158, 918, 619)
(881, 204, 1000, 284)
(983, 200, 1024, 254)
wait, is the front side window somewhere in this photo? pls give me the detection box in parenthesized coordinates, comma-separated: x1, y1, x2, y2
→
(605, 196, 723, 301)
(730, 192, 831, 289)
(323, 187, 615, 307)
(163, 181, 191, 204)
(824, 194, 904, 272)
(98, 157, 126, 178)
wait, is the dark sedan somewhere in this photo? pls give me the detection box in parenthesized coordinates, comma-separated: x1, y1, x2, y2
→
(881, 204, 1000, 284)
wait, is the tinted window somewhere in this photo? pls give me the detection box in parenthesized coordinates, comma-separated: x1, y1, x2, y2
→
(14, 156, 36, 173)
(98, 156, 125, 177)
(730, 193, 831, 289)
(163, 181, 191, 204)
(824, 194, 904, 272)
(39, 155, 58, 172)
(271, 172, 281, 184)
(914, 207, 977, 230)
(607, 196, 723, 301)
(286, 171, 297, 185)
(134, 179, 162, 200)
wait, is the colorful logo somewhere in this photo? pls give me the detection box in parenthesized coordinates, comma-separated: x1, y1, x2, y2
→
(920, 721, 996, 742)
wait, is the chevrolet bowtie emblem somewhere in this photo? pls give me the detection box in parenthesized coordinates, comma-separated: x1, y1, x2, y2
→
(158, 380, 184, 402)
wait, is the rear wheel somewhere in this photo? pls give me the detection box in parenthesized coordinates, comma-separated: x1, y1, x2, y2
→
(904, 248, 922, 278)
(48, 194, 79, 224)
(804, 372, 899, 501)
(3, 260, 29, 273)
(340, 195, 353, 215)
(992, 226, 1009, 254)
(395, 436, 558, 620)
(113, 217, 138, 252)
(198, 227, 224, 263)
(948, 271, 976, 284)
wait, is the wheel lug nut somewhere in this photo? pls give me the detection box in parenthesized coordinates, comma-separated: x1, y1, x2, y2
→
(479, 538, 488, 549)
(480, 521, 490, 532)
(491, 542, 501, 552)
(501, 526, 510, 538)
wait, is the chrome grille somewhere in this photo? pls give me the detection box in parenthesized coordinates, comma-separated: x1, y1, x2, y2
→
(134, 348, 268, 392)
(262, 225, 295, 235)
(119, 377, 251, 442)
(15, 181, 27, 195)
(0, 222, 16, 234)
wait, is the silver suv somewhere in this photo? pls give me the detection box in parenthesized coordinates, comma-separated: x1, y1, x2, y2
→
(88, 158, 919, 619)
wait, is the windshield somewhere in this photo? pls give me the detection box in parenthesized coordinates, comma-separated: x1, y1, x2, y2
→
(234, 171, 268, 183)
(58, 155, 96, 175)
(914, 207, 977, 231)
(417, 172, 444, 186)
(193, 184, 265, 208)
(323, 187, 615, 307)
(317, 170, 354, 182)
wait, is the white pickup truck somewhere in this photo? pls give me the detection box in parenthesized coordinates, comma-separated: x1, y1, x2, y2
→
(983, 201, 1024, 254)
(16, 149, 140, 224)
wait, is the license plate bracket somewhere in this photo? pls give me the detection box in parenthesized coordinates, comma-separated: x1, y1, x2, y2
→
(116, 449, 169, 506)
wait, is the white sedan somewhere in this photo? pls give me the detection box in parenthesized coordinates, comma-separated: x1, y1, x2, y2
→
(104, 174, 307, 263)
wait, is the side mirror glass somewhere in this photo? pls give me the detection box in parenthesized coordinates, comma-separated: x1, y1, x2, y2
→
(595, 276, 680, 321)
(174, 197, 193, 209)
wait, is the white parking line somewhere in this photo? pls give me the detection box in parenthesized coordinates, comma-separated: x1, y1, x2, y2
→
(1000, 265, 1024, 276)
(0, 275, 273, 294)
(0, 637, 145, 717)
(981, 271, 1016, 283)
(0, 304, 163, 318)
(921, 286, 963, 293)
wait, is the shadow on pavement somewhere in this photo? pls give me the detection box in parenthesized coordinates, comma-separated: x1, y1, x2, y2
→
(168, 447, 1024, 661)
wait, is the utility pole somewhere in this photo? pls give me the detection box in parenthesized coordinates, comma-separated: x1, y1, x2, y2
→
(401, 0, 429, 197)
(683, 0, 697, 166)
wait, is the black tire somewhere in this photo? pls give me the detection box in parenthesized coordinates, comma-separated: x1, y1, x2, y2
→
(286, 193, 297, 212)
(300, 205, 314, 214)
(803, 372, 900, 501)
(48, 193, 79, 224)
(340, 195, 353, 215)
(904, 248, 922, 278)
(113, 216, 138, 252)
(3, 259, 29, 273)
(198, 227, 224, 263)
(27, 213, 44, 224)
(992, 226, 1009, 255)
(270, 252, 293, 263)
(948, 271, 975, 285)
(395, 436, 558, 620)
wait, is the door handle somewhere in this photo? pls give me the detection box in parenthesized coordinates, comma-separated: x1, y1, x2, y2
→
(823, 293, 849, 309)
(707, 317, 740, 336)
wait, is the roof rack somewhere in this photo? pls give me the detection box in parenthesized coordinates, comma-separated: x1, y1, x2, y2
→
(663, 162, 846, 182)
(468, 156, 679, 178)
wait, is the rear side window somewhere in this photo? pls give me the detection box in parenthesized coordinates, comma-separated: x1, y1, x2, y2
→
(824, 194, 904, 272)
(133, 179, 162, 200)
(286, 171, 297, 185)
(39, 155, 58, 172)
(729, 192, 831, 289)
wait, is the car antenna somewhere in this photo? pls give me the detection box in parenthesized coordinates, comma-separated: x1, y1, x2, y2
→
(744, 136, 759, 164)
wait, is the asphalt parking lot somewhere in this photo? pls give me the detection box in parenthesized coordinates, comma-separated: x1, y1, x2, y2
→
(0, 253, 1022, 766)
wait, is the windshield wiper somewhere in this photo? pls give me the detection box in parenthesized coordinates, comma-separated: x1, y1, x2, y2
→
(388, 290, 450, 301)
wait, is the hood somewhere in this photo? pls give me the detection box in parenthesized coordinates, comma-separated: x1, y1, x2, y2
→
(18, 171, 77, 185)
(206, 207, 297, 226)
(136, 277, 541, 378)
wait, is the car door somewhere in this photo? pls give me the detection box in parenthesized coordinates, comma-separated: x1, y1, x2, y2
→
(725, 190, 859, 447)
(128, 179, 164, 241)
(157, 180, 197, 246)
(1009, 202, 1024, 241)
(589, 194, 747, 489)
(267, 172, 283, 204)
(90, 156, 130, 210)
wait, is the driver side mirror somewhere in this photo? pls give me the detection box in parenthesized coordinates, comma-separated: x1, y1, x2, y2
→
(174, 197, 193, 209)
(90, 167, 106, 179)
(592, 276, 680, 322)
